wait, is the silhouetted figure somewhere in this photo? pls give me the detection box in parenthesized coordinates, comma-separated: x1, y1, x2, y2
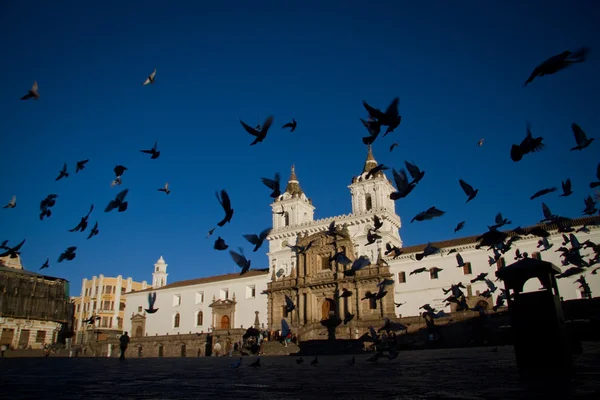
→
(119, 332, 130, 361)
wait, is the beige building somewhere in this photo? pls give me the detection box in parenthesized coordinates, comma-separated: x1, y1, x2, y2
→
(73, 271, 152, 343)
(0, 255, 73, 349)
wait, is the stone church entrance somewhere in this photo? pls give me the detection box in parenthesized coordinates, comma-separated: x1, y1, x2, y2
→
(321, 299, 335, 320)
(220, 315, 230, 329)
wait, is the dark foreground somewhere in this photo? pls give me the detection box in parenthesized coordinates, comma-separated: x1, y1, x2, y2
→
(1, 343, 600, 399)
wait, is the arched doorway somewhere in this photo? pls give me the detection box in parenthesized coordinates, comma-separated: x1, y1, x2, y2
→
(321, 298, 336, 320)
(220, 315, 230, 329)
(476, 300, 489, 310)
(135, 325, 143, 338)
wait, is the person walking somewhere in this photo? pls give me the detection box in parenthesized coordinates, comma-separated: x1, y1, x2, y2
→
(119, 332, 130, 361)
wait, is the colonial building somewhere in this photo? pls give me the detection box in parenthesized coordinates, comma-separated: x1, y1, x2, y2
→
(124, 146, 599, 340)
(0, 255, 73, 349)
(264, 146, 600, 336)
(72, 267, 151, 342)
(123, 264, 268, 338)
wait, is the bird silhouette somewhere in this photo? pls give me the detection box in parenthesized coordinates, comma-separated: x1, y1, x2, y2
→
(362, 97, 401, 136)
(87, 221, 99, 239)
(140, 141, 160, 159)
(142, 68, 156, 85)
(530, 187, 557, 200)
(214, 236, 229, 251)
(559, 178, 573, 197)
(241, 116, 274, 146)
(3, 196, 16, 209)
(243, 228, 272, 252)
(229, 248, 251, 275)
(105, 189, 129, 213)
(510, 122, 545, 162)
(523, 47, 589, 86)
(282, 118, 297, 132)
(56, 163, 69, 181)
(260, 173, 281, 198)
(459, 179, 479, 203)
(58, 246, 77, 263)
(75, 159, 89, 173)
(571, 123, 595, 151)
(215, 189, 234, 227)
(158, 182, 170, 195)
(21, 81, 40, 100)
(68, 204, 94, 232)
(145, 292, 159, 313)
(454, 221, 465, 234)
(39, 258, 49, 270)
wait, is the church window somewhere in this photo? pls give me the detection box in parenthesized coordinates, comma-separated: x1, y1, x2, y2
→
(246, 285, 256, 299)
(365, 291, 377, 310)
(196, 311, 203, 326)
(320, 255, 330, 270)
(463, 262, 472, 275)
(398, 272, 406, 283)
(137, 306, 142, 313)
(282, 305, 289, 318)
(173, 294, 181, 306)
(429, 269, 439, 279)
(173, 313, 180, 328)
(365, 193, 373, 211)
(161, 278, 165, 286)
(195, 291, 204, 304)
(220, 289, 229, 300)
(156, 267, 159, 272)
(283, 212, 290, 227)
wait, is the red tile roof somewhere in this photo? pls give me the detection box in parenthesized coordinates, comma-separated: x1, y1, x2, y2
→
(133, 269, 269, 293)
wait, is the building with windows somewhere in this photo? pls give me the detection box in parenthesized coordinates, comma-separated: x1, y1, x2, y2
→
(72, 263, 153, 342)
(0, 255, 73, 349)
(124, 146, 600, 340)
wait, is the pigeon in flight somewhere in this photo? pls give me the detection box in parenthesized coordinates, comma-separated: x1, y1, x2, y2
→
(105, 189, 129, 212)
(58, 246, 77, 263)
(3, 196, 16, 209)
(40, 194, 57, 220)
(145, 292, 159, 313)
(69, 204, 94, 232)
(87, 221, 99, 239)
(243, 228, 272, 252)
(214, 236, 229, 251)
(0, 239, 26, 259)
(216, 189, 234, 226)
(261, 173, 281, 198)
(510, 122, 545, 162)
(590, 164, 600, 188)
(112, 165, 127, 187)
(570, 123, 595, 151)
(362, 97, 401, 136)
(360, 117, 381, 145)
(284, 295, 296, 313)
(411, 206, 445, 223)
(21, 81, 40, 100)
(282, 118, 297, 132)
(240, 116, 274, 146)
(229, 248, 251, 275)
(454, 221, 465, 234)
(389, 143, 399, 152)
(390, 169, 416, 200)
(140, 141, 160, 159)
(559, 179, 572, 197)
(459, 179, 478, 203)
(56, 163, 69, 181)
(530, 187, 557, 200)
(158, 182, 171, 195)
(75, 159, 89, 173)
(477, 138, 484, 147)
(143, 68, 156, 85)
(39, 258, 49, 270)
(405, 161, 425, 185)
(523, 47, 589, 86)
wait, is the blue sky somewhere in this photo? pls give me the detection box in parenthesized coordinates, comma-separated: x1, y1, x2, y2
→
(1, 1, 599, 296)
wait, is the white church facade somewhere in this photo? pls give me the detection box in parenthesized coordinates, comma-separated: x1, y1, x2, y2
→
(124, 146, 600, 336)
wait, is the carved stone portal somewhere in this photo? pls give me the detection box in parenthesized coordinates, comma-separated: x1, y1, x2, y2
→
(209, 298, 236, 330)
(130, 313, 146, 338)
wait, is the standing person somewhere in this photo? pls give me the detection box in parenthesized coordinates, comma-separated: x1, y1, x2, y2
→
(1, 344, 7, 357)
(119, 332, 130, 361)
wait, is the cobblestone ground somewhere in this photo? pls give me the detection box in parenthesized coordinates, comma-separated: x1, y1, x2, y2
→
(1, 343, 599, 399)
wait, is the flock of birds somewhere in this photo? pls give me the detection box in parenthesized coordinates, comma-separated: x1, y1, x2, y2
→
(2, 48, 600, 339)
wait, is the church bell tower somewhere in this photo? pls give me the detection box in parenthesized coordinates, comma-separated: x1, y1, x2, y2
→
(152, 255, 168, 288)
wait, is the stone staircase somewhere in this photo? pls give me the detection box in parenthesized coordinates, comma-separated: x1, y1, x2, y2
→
(259, 340, 300, 356)
(294, 339, 366, 356)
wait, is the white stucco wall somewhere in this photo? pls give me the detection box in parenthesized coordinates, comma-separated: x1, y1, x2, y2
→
(124, 272, 269, 336)
(388, 228, 600, 318)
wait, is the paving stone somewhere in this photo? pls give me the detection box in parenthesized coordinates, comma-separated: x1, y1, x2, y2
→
(1, 343, 599, 399)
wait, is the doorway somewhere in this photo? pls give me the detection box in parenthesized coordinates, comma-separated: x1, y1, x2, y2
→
(220, 315, 230, 330)
(321, 299, 336, 320)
